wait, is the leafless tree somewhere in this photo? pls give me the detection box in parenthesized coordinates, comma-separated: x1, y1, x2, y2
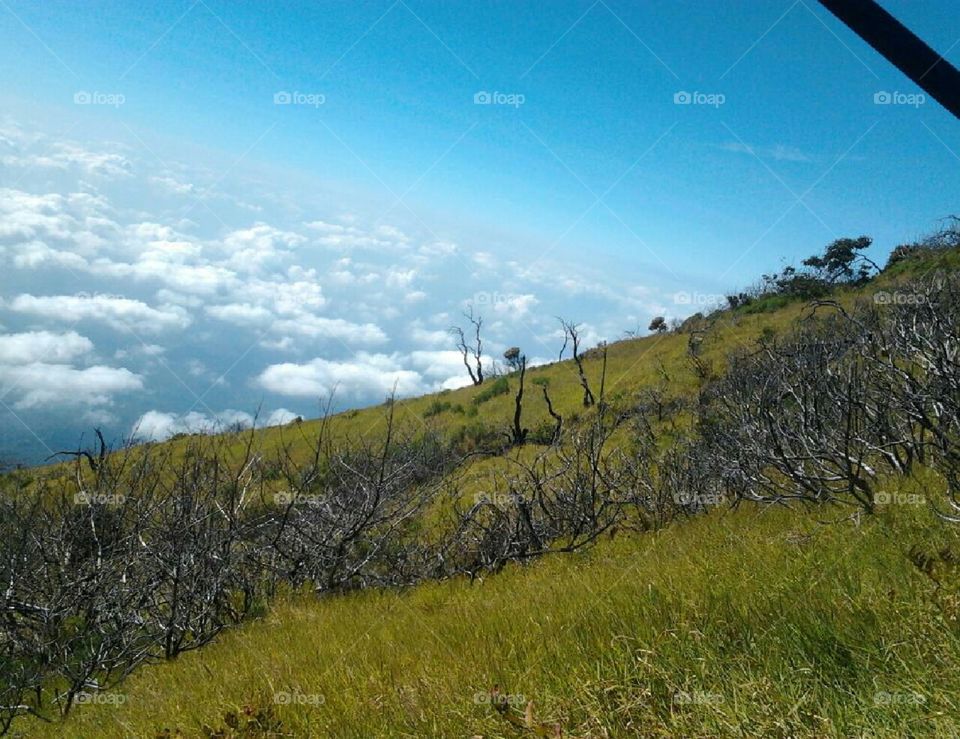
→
(271, 396, 454, 593)
(444, 358, 628, 578)
(541, 385, 563, 444)
(701, 305, 921, 512)
(509, 353, 528, 446)
(862, 272, 960, 518)
(558, 319, 595, 406)
(451, 306, 485, 386)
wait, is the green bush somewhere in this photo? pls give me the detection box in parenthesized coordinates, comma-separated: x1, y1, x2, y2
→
(451, 421, 504, 453)
(472, 377, 510, 405)
(423, 400, 453, 419)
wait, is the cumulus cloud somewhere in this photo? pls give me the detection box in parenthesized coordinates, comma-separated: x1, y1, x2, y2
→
(0, 330, 93, 364)
(265, 407, 300, 425)
(385, 267, 417, 288)
(472, 251, 496, 269)
(271, 315, 387, 344)
(206, 302, 274, 326)
(257, 353, 423, 399)
(491, 293, 538, 318)
(9, 293, 191, 333)
(132, 406, 301, 441)
(132, 410, 226, 441)
(9, 241, 89, 270)
(306, 219, 411, 251)
(150, 175, 195, 194)
(407, 349, 474, 390)
(0, 329, 140, 411)
(0, 188, 117, 257)
(222, 222, 305, 273)
(0, 362, 142, 409)
(0, 118, 672, 462)
(2, 142, 133, 178)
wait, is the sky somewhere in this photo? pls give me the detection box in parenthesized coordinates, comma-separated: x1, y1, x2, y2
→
(0, 0, 958, 463)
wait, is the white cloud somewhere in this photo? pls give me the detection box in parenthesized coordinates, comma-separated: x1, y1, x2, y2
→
(155, 289, 204, 308)
(0, 362, 142, 409)
(206, 302, 273, 326)
(271, 315, 387, 344)
(132, 406, 301, 441)
(9, 241, 90, 270)
(150, 175, 195, 194)
(10, 293, 191, 333)
(407, 349, 474, 389)
(222, 222, 305, 273)
(257, 353, 423, 399)
(472, 251, 496, 268)
(492, 293, 538, 317)
(409, 324, 451, 347)
(0, 188, 117, 257)
(0, 330, 93, 364)
(2, 142, 133, 178)
(375, 225, 410, 242)
(97, 258, 238, 295)
(385, 267, 417, 288)
(0, 119, 674, 461)
(265, 407, 299, 425)
(306, 220, 411, 252)
(132, 410, 213, 441)
(419, 240, 458, 257)
(304, 219, 346, 234)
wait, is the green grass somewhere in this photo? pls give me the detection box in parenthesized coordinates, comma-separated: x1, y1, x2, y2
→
(33, 479, 960, 738)
(20, 247, 960, 737)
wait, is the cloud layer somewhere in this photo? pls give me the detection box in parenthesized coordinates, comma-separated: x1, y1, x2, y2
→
(0, 119, 674, 460)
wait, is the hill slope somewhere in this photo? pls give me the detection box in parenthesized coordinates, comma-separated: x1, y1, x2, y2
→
(11, 236, 960, 737)
(29, 498, 960, 737)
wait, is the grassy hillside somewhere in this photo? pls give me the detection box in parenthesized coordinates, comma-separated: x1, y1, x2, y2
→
(30, 483, 960, 738)
(136, 300, 802, 469)
(11, 236, 960, 738)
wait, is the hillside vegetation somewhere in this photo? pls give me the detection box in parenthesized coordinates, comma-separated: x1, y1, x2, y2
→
(5, 224, 960, 737)
(28, 500, 960, 738)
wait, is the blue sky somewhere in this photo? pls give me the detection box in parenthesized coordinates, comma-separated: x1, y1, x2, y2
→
(0, 0, 958, 462)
